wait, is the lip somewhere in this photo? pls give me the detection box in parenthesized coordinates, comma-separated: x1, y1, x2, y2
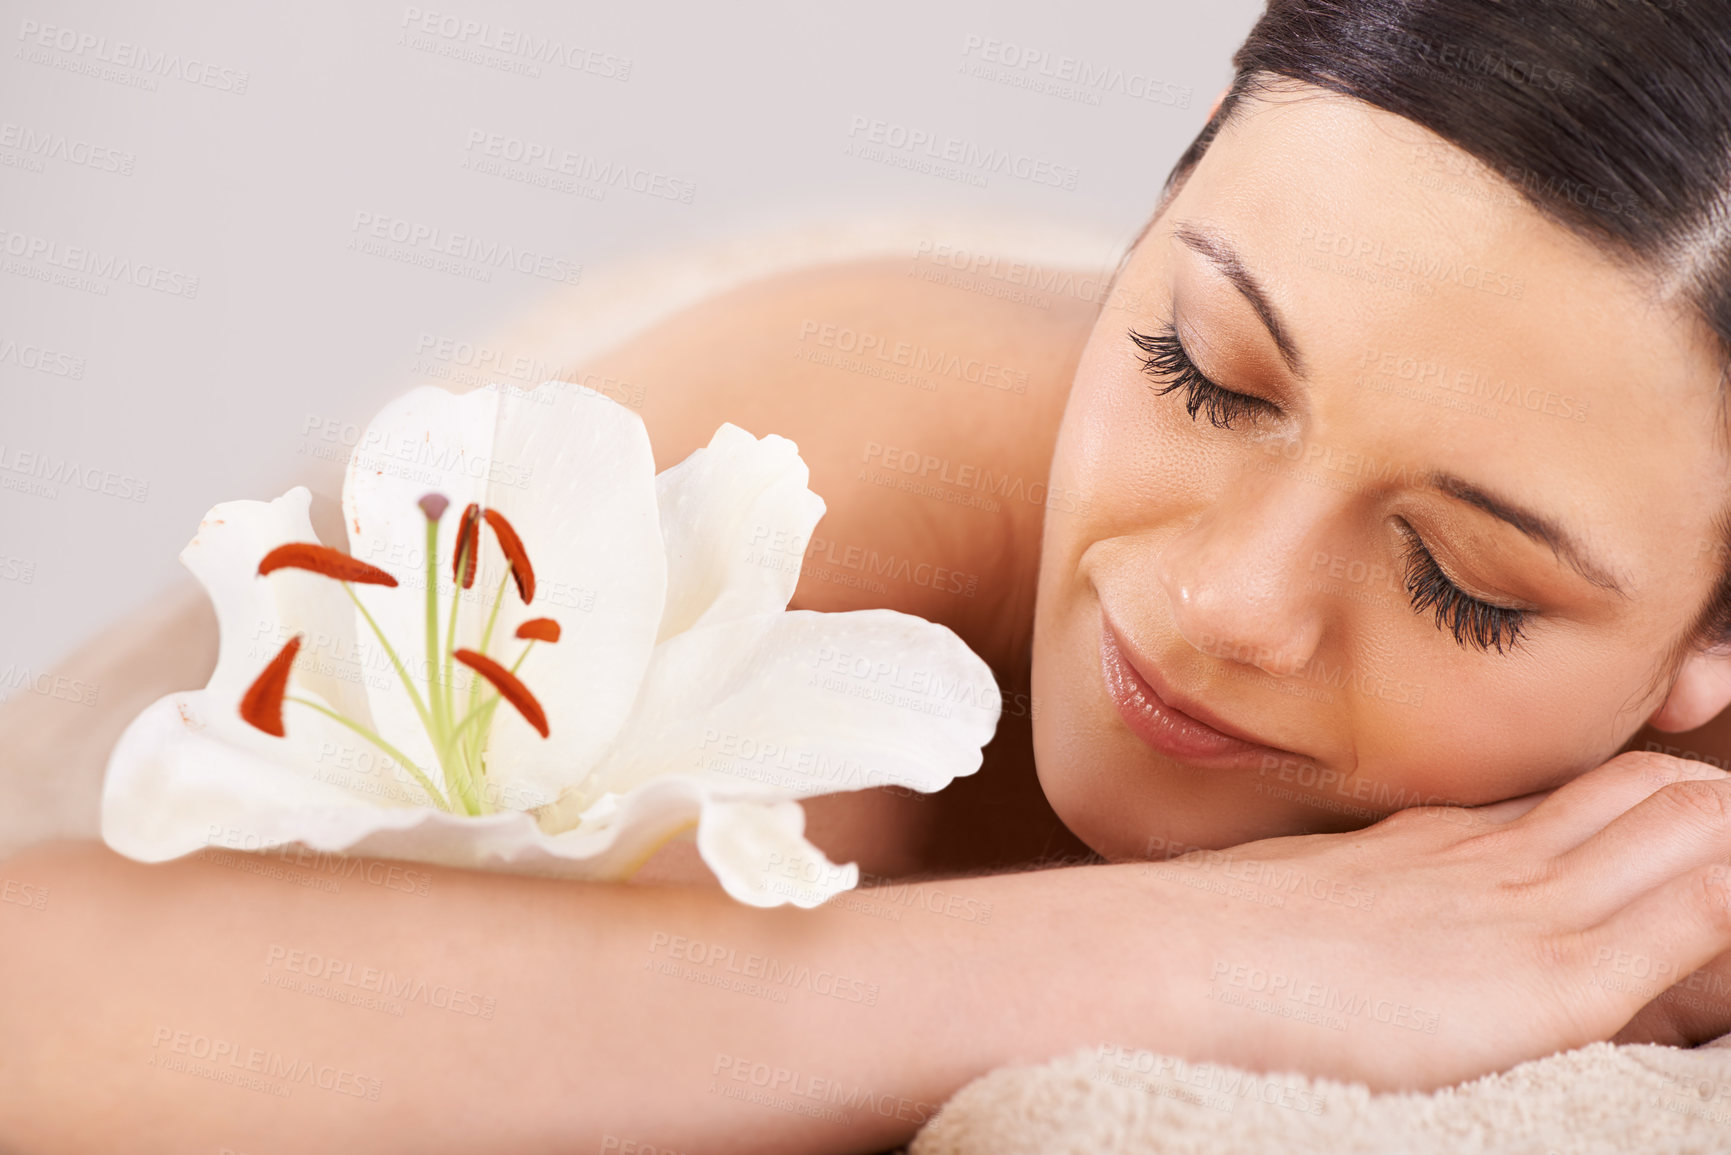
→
(1098, 607, 1293, 768)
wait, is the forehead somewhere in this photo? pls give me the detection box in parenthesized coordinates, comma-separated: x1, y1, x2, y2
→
(1135, 86, 1730, 592)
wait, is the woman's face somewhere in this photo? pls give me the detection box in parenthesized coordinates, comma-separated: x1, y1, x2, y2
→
(1031, 83, 1731, 860)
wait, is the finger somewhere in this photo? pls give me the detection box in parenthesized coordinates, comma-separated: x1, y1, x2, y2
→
(1611, 995, 1691, 1047)
(1463, 790, 1552, 825)
(1514, 750, 1728, 856)
(1614, 949, 1731, 1047)
(1557, 776, 1731, 915)
(1576, 862, 1731, 1033)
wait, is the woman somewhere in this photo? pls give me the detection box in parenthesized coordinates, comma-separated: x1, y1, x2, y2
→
(7, 1, 1731, 1151)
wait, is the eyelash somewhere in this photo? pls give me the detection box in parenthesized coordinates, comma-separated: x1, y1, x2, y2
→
(1126, 325, 1529, 655)
(1128, 323, 1279, 429)
(1396, 523, 1528, 653)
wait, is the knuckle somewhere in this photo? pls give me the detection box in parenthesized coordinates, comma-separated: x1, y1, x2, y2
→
(1492, 853, 1557, 894)
(1378, 804, 1465, 834)
(1692, 865, 1731, 935)
(1653, 778, 1731, 830)
(1376, 806, 1427, 831)
(1447, 820, 1523, 865)
(1535, 932, 1584, 972)
(1608, 749, 1726, 788)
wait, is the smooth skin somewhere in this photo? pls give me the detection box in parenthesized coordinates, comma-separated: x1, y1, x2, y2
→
(7, 754, 1731, 1153)
(1035, 83, 1731, 862)
(8, 83, 1731, 1153)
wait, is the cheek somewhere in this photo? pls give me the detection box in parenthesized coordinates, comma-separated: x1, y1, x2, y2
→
(1047, 340, 1210, 529)
(1047, 339, 1132, 499)
(1028, 530, 1140, 856)
(1353, 640, 1660, 803)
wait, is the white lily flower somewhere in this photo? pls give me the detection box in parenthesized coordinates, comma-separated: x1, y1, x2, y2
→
(99, 381, 1003, 907)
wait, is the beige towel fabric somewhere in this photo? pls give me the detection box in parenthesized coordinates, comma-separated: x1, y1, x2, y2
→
(910, 1036, 1731, 1154)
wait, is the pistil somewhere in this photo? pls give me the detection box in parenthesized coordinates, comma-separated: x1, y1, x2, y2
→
(417, 494, 462, 804)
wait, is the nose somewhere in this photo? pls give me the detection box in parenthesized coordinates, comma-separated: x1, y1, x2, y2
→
(1153, 472, 1331, 678)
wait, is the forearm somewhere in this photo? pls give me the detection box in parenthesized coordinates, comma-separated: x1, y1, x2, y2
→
(0, 840, 1196, 1155)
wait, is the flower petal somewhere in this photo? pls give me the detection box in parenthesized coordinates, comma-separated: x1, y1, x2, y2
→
(341, 385, 500, 774)
(653, 422, 826, 643)
(560, 608, 1000, 818)
(339, 775, 700, 879)
(470, 382, 666, 806)
(696, 799, 859, 908)
(182, 486, 372, 725)
(101, 690, 425, 863)
(105, 697, 852, 908)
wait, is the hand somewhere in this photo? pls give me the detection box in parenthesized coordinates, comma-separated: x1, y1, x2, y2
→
(1145, 750, 1731, 1089)
(1613, 949, 1731, 1047)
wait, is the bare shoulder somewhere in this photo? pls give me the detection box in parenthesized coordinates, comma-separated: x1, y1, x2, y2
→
(582, 255, 1102, 674)
(580, 256, 1102, 877)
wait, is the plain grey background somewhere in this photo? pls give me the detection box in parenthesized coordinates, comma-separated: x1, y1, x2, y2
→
(0, 0, 1260, 695)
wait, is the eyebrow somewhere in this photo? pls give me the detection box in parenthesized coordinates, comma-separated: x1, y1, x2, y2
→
(1173, 221, 1307, 378)
(1426, 472, 1627, 595)
(1169, 221, 1625, 596)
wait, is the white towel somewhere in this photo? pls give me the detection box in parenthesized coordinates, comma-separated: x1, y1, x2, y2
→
(911, 1034, 1731, 1154)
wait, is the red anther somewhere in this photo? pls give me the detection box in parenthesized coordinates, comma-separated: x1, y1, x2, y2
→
(258, 543, 399, 587)
(454, 649, 549, 738)
(515, 618, 561, 643)
(240, 635, 302, 737)
(482, 508, 536, 604)
(452, 503, 482, 589)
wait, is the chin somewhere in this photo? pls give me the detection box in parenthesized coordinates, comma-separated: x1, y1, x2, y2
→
(1033, 736, 1250, 860)
(1026, 658, 1193, 860)
(1030, 612, 1326, 861)
(1029, 728, 1140, 861)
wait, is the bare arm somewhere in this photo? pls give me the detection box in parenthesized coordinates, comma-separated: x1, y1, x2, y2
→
(0, 839, 1192, 1155)
(11, 751, 1731, 1153)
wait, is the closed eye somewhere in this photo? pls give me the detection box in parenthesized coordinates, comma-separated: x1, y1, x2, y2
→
(1394, 520, 1530, 654)
(1128, 323, 1280, 429)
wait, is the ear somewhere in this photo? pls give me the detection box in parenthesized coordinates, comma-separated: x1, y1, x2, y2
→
(1648, 646, 1731, 732)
